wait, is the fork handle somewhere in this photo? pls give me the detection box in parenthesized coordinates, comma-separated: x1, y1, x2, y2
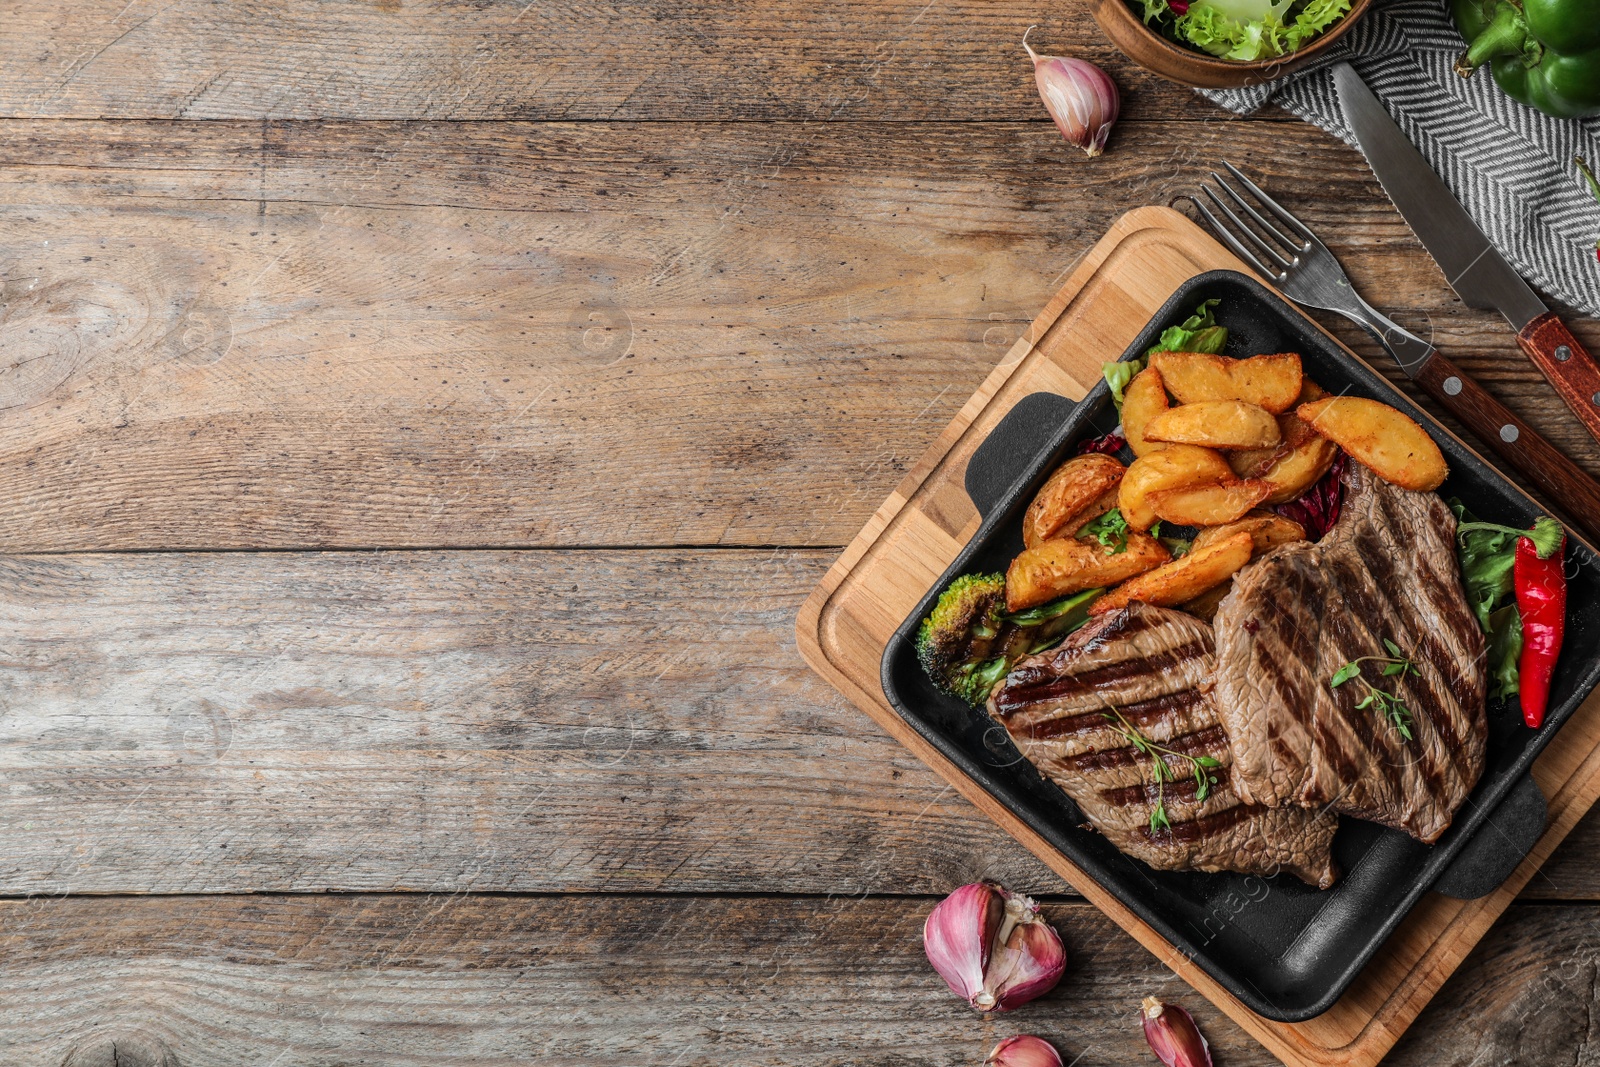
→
(1414, 353, 1600, 543)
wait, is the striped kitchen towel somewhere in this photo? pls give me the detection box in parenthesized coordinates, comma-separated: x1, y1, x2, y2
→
(1202, 0, 1600, 317)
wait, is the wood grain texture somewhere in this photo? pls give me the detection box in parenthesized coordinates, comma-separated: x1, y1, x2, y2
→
(1412, 352, 1600, 544)
(0, 546, 1060, 895)
(0, 119, 1594, 550)
(0, 0, 1250, 123)
(0, 893, 1586, 1066)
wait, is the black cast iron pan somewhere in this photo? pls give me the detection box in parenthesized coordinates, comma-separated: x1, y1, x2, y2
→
(880, 270, 1600, 1022)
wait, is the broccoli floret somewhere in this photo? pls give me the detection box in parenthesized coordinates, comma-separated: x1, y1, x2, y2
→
(918, 579, 1107, 705)
(916, 573, 1008, 705)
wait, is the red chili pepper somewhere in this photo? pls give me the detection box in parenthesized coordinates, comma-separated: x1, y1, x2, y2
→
(1458, 516, 1567, 728)
(1513, 519, 1567, 728)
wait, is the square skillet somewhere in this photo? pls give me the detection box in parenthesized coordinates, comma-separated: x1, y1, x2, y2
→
(880, 270, 1600, 1022)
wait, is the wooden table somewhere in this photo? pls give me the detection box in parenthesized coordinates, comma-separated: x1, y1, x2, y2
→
(3, 4, 1598, 1064)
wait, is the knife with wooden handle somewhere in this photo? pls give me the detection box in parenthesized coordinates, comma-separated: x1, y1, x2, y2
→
(1411, 352, 1600, 538)
(1334, 63, 1600, 451)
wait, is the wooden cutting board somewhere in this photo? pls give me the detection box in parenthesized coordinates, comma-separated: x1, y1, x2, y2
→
(795, 205, 1600, 1067)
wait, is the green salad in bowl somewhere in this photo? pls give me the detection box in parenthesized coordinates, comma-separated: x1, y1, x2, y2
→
(1132, 0, 1353, 61)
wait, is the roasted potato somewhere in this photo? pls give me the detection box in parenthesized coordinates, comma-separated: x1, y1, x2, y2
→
(1144, 400, 1281, 450)
(1121, 367, 1169, 458)
(1179, 579, 1233, 622)
(1089, 531, 1255, 616)
(1191, 510, 1306, 557)
(1005, 533, 1171, 612)
(1022, 454, 1126, 549)
(1149, 351, 1302, 414)
(1058, 485, 1122, 539)
(1297, 396, 1448, 492)
(1147, 478, 1273, 527)
(1227, 380, 1336, 503)
(1118, 445, 1234, 532)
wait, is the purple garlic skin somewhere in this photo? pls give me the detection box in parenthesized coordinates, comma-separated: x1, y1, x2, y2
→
(1023, 26, 1120, 158)
(1141, 997, 1214, 1067)
(986, 1034, 1065, 1067)
(923, 881, 1066, 1012)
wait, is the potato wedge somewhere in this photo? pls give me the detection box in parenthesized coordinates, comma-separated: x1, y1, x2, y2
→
(1005, 533, 1171, 612)
(1191, 510, 1306, 557)
(1149, 351, 1302, 413)
(1228, 379, 1330, 477)
(1058, 485, 1122, 539)
(1229, 415, 1338, 504)
(1180, 579, 1233, 622)
(1259, 435, 1339, 504)
(1118, 445, 1234, 531)
(1022, 454, 1126, 549)
(1147, 478, 1273, 527)
(1122, 367, 1169, 458)
(1144, 400, 1281, 450)
(1089, 531, 1254, 616)
(1297, 396, 1448, 492)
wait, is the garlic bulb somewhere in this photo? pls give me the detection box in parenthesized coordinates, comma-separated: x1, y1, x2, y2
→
(1141, 997, 1214, 1067)
(986, 1035, 1065, 1067)
(1023, 26, 1120, 158)
(922, 881, 1066, 1012)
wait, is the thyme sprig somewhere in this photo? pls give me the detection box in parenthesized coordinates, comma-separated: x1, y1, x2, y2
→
(1102, 707, 1221, 835)
(1329, 639, 1421, 742)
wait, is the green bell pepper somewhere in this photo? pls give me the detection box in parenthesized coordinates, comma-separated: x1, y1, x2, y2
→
(1451, 0, 1600, 119)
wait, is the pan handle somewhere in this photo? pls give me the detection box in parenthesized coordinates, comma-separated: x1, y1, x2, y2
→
(963, 392, 1079, 520)
(1430, 773, 1547, 900)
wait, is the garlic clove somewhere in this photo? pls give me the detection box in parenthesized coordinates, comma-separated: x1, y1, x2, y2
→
(923, 882, 1006, 1006)
(986, 1034, 1065, 1067)
(1141, 997, 1214, 1067)
(924, 881, 1066, 1012)
(1023, 26, 1121, 158)
(985, 913, 1068, 1011)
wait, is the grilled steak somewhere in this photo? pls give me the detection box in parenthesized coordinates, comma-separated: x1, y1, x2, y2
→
(989, 602, 1339, 888)
(1211, 464, 1487, 843)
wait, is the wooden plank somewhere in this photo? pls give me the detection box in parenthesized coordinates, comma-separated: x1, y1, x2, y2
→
(0, 119, 1593, 551)
(0, 893, 1591, 1066)
(0, 0, 1275, 123)
(0, 545, 1057, 894)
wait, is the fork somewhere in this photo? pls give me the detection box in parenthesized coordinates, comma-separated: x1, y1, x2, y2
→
(1180, 162, 1600, 543)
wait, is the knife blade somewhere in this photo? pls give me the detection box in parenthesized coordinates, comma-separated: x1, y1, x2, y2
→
(1333, 61, 1600, 448)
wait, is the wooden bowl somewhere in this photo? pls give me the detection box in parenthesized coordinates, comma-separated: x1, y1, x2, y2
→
(1090, 0, 1373, 89)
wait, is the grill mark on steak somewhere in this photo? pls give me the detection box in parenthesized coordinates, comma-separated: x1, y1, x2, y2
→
(1066, 724, 1229, 773)
(1101, 767, 1233, 808)
(1134, 803, 1255, 845)
(994, 641, 1211, 715)
(1212, 464, 1487, 843)
(990, 603, 1339, 887)
(1021, 688, 1208, 740)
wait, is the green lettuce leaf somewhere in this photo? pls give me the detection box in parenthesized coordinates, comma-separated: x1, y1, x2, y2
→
(1149, 298, 1226, 356)
(1172, 0, 1350, 61)
(1102, 298, 1228, 413)
(1487, 603, 1523, 702)
(1450, 499, 1518, 631)
(1103, 357, 1145, 412)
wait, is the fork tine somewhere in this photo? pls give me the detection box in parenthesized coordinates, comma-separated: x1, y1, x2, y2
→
(1209, 172, 1301, 257)
(1201, 186, 1293, 274)
(1178, 193, 1279, 281)
(1221, 161, 1319, 246)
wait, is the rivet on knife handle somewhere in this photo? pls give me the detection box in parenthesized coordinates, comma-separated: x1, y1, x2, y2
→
(1415, 352, 1600, 543)
(1518, 313, 1600, 443)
